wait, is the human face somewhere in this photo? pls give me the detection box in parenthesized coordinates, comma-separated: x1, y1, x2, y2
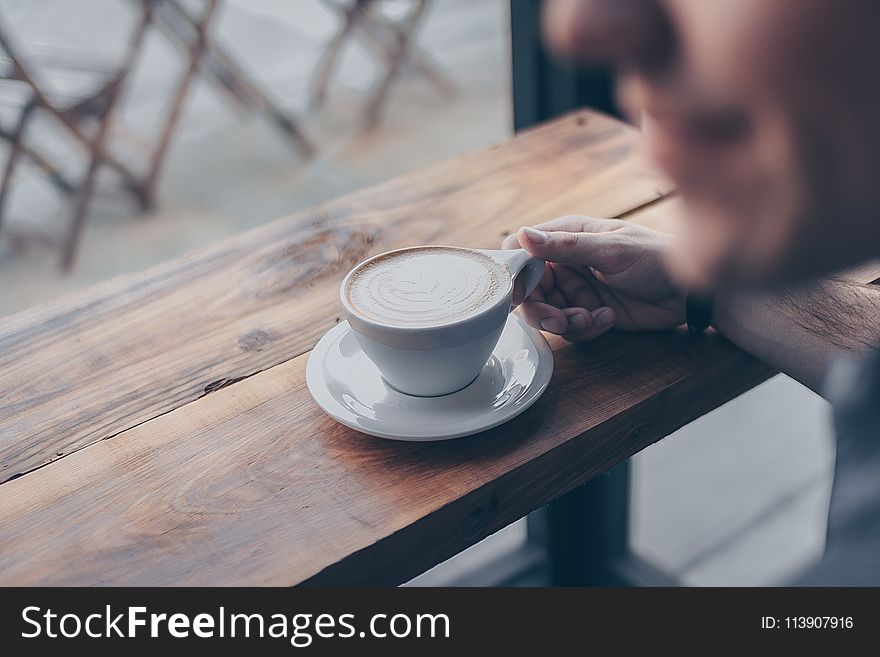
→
(545, 0, 880, 289)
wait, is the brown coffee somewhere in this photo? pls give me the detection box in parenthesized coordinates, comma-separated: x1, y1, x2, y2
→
(344, 246, 511, 327)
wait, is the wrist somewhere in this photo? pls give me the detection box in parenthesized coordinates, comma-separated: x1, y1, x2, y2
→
(685, 292, 715, 334)
(711, 287, 753, 339)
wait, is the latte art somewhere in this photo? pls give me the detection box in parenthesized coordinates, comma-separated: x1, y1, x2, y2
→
(345, 247, 511, 327)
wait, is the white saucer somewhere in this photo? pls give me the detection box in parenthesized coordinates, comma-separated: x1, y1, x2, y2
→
(306, 315, 554, 441)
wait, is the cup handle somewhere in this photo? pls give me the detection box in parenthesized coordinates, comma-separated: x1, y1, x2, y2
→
(478, 249, 545, 305)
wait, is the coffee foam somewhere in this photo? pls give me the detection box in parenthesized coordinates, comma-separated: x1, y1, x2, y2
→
(345, 247, 511, 327)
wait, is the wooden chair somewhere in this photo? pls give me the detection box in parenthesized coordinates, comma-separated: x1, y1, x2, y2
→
(148, 0, 312, 154)
(0, 4, 153, 269)
(312, 0, 454, 129)
(0, 0, 312, 271)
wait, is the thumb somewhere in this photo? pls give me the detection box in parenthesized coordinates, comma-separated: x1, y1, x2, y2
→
(517, 226, 612, 268)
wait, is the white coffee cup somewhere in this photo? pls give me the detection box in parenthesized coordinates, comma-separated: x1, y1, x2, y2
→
(340, 246, 545, 396)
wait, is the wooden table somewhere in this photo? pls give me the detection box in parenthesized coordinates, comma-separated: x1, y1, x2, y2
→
(0, 111, 785, 585)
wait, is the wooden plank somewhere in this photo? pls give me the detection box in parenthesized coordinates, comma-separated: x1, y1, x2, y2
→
(844, 260, 880, 285)
(0, 111, 671, 482)
(0, 197, 783, 586)
(624, 194, 682, 232)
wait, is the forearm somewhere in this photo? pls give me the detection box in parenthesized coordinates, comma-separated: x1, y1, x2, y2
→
(713, 278, 880, 393)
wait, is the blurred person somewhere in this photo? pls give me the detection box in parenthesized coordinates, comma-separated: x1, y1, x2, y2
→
(506, 0, 880, 584)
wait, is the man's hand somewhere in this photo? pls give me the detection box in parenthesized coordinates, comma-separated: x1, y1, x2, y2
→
(502, 215, 686, 341)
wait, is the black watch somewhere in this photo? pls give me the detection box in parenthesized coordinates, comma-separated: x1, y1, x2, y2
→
(686, 293, 715, 334)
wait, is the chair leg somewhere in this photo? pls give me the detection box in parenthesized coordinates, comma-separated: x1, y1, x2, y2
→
(204, 48, 313, 154)
(156, 0, 312, 154)
(60, 154, 101, 271)
(61, 72, 128, 271)
(363, 0, 429, 129)
(311, 2, 364, 107)
(364, 48, 404, 130)
(0, 100, 37, 237)
(355, 5, 454, 96)
(143, 0, 219, 205)
(407, 47, 455, 95)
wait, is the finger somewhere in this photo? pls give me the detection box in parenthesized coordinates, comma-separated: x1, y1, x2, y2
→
(560, 306, 616, 342)
(504, 215, 617, 251)
(530, 214, 621, 234)
(501, 232, 522, 250)
(590, 266, 608, 284)
(552, 262, 603, 308)
(513, 260, 553, 306)
(519, 298, 569, 335)
(517, 225, 616, 269)
(538, 259, 556, 293)
(512, 276, 526, 306)
(513, 278, 546, 308)
(546, 287, 568, 308)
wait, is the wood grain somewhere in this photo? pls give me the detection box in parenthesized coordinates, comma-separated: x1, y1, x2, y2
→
(0, 324, 773, 586)
(0, 195, 786, 586)
(0, 111, 671, 481)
